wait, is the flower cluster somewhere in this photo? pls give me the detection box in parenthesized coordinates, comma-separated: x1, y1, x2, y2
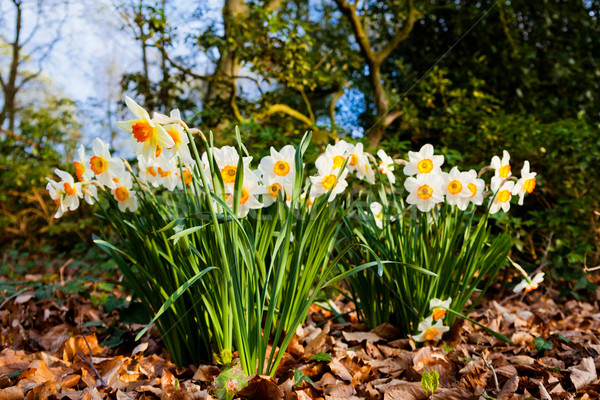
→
(46, 97, 385, 219)
(413, 298, 452, 342)
(374, 144, 536, 215)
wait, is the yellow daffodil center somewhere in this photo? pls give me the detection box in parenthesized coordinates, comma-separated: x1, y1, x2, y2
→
(497, 189, 511, 203)
(148, 166, 157, 177)
(432, 308, 446, 321)
(332, 156, 345, 169)
(167, 128, 181, 149)
(113, 177, 120, 183)
(240, 188, 250, 204)
(524, 177, 536, 193)
(349, 154, 358, 167)
(221, 166, 237, 183)
(424, 328, 439, 341)
(132, 120, 153, 143)
(448, 180, 462, 195)
(115, 186, 129, 201)
(322, 174, 337, 190)
(274, 161, 290, 176)
(468, 183, 477, 198)
(499, 164, 511, 178)
(268, 183, 282, 197)
(63, 182, 76, 196)
(90, 156, 107, 175)
(155, 144, 162, 158)
(182, 170, 192, 186)
(525, 283, 539, 293)
(417, 184, 433, 200)
(417, 159, 433, 174)
(74, 161, 85, 182)
(158, 167, 171, 177)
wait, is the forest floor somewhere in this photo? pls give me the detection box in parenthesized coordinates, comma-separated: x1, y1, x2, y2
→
(0, 251, 599, 400)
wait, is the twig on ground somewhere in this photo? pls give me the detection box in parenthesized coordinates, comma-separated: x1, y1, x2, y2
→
(78, 317, 107, 387)
(480, 352, 499, 393)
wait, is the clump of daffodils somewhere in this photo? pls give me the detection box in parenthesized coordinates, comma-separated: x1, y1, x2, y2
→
(381, 143, 537, 215)
(46, 97, 380, 220)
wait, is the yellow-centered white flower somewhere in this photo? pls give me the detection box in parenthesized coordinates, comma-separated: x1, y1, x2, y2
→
(88, 138, 125, 189)
(111, 173, 138, 212)
(325, 140, 354, 170)
(464, 169, 485, 207)
(258, 145, 296, 189)
(347, 143, 375, 184)
(429, 298, 452, 321)
(73, 145, 93, 182)
(116, 96, 174, 162)
(403, 144, 444, 176)
(441, 167, 472, 210)
(377, 149, 396, 185)
(153, 109, 194, 164)
(138, 155, 160, 188)
(413, 317, 450, 342)
(310, 154, 349, 201)
(202, 146, 252, 191)
(490, 150, 511, 179)
(489, 177, 515, 214)
(46, 169, 83, 218)
(513, 272, 544, 293)
(512, 160, 536, 205)
(225, 168, 264, 218)
(404, 173, 444, 212)
(261, 173, 293, 207)
(155, 155, 180, 191)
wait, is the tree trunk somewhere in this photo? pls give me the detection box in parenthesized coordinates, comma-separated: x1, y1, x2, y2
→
(0, 1, 22, 132)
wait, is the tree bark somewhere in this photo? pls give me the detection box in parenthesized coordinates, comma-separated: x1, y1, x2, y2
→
(333, 0, 420, 148)
(0, 0, 23, 132)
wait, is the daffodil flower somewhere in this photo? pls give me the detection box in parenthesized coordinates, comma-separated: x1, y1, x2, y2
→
(203, 146, 252, 191)
(512, 161, 537, 205)
(138, 155, 160, 187)
(441, 167, 472, 210)
(404, 173, 444, 212)
(490, 150, 511, 179)
(370, 202, 384, 229)
(153, 109, 194, 164)
(155, 155, 180, 191)
(464, 169, 485, 206)
(403, 144, 444, 176)
(88, 138, 125, 189)
(513, 272, 544, 293)
(489, 177, 515, 214)
(325, 140, 354, 170)
(46, 169, 83, 218)
(347, 143, 375, 184)
(258, 145, 296, 191)
(310, 153, 349, 201)
(116, 96, 174, 162)
(377, 149, 396, 184)
(429, 298, 452, 321)
(74, 145, 93, 182)
(413, 317, 450, 342)
(261, 173, 293, 207)
(111, 173, 138, 212)
(225, 168, 264, 217)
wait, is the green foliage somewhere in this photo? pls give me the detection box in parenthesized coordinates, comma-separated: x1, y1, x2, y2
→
(95, 131, 379, 374)
(343, 176, 512, 333)
(533, 337, 553, 352)
(421, 370, 439, 396)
